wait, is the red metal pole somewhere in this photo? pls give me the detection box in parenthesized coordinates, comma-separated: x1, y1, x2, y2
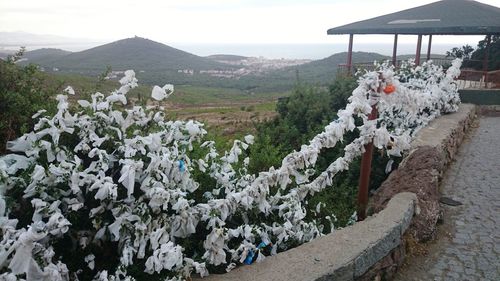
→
(347, 34, 354, 75)
(357, 76, 381, 221)
(426, 35, 432, 61)
(392, 34, 398, 66)
(415, 34, 422, 65)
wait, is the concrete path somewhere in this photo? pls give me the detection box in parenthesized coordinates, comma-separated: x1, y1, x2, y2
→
(394, 117, 500, 281)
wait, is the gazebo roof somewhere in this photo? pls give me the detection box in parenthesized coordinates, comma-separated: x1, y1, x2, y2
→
(327, 0, 500, 35)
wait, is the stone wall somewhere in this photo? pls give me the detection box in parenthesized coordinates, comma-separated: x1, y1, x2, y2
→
(370, 104, 477, 242)
(200, 193, 417, 281)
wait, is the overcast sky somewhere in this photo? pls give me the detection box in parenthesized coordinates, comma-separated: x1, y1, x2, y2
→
(0, 0, 497, 46)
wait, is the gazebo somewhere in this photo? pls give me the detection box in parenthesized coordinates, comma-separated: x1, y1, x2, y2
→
(327, 0, 500, 72)
(327, 0, 500, 220)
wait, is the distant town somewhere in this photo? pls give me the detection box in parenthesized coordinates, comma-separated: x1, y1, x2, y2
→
(180, 56, 311, 79)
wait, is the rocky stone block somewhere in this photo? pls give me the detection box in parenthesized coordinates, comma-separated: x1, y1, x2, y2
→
(369, 104, 477, 242)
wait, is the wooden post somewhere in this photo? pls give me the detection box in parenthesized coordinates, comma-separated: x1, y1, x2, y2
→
(426, 35, 432, 61)
(357, 74, 381, 221)
(483, 35, 491, 87)
(415, 34, 422, 65)
(392, 34, 398, 66)
(347, 34, 354, 75)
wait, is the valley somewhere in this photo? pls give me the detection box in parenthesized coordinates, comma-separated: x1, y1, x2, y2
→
(3, 36, 447, 139)
(11, 36, 396, 93)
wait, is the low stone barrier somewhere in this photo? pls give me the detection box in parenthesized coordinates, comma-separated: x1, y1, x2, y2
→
(202, 193, 417, 281)
(370, 103, 477, 242)
(200, 104, 477, 281)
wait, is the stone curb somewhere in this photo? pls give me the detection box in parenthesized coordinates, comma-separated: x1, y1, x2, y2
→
(410, 103, 478, 166)
(200, 193, 417, 281)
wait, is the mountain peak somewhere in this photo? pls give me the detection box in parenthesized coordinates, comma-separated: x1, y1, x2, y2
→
(106, 36, 167, 48)
(117, 36, 155, 43)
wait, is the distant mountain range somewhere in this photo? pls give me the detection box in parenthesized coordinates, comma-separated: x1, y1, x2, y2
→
(23, 48, 72, 65)
(21, 37, 232, 73)
(0, 32, 93, 46)
(12, 36, 424, 92)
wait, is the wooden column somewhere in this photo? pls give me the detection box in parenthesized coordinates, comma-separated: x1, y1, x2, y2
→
(426, 35, 432, 61)
(483, 35, 492, 86)
(357, 74, 381, 221)
(347, 34, 354, 74)
(415, 34, 422, 65)
(392, 34, 398, 66)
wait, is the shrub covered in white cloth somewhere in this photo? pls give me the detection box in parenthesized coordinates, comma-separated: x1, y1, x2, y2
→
(0, 59, 461, 280)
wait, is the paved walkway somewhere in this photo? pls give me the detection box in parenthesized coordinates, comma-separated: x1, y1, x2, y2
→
(394, 117, 500, 281)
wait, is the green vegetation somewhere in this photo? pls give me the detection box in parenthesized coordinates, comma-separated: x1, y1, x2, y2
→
(0, 48, 57, 154)
(249, 78, 358, 170)
(1, 58, 288, 149)
(247, 77, 397, 228)
(177, 51, 389, 93)
(470, 35, 500, 71)
(167, 85, 286, 106)
(1, 49, 409, 280)
(35, 71, 288, 108)
(448, 35, 500, 71)
(270, 51, 388, 84)
(21, 37, 395, 93)
(446, 44, 474, 60)
(2, 48, 397, 229)
(44, 70, 119, 98)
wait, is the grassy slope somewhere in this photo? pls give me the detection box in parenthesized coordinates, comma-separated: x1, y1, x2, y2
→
(43, 71, 287, 139)
(48, 72, 287, 104)
(170, 85, 286, 106)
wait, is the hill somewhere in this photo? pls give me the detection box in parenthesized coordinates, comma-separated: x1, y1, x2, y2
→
(0, 51, 13, 60)
(23, 48, 72, 66)
(18, 38, 405, 92)
(224, 52, 389, 92)
(279, 51, 389, 82)
(254, 52, 444, 90)
(25, 37, 234, 74)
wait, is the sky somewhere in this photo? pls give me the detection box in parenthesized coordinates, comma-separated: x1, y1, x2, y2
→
(0, 0, 498, 57)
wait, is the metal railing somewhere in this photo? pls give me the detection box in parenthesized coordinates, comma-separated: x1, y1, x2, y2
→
(337, 58, 500, 89)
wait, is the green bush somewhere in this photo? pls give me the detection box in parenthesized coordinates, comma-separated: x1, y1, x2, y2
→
(0, 48, 57, 154)
(249, 76, 396, 227)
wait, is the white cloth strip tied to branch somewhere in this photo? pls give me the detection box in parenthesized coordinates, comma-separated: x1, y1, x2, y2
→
(199, 59, 461, 226)
(0, 59, 461, 281)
